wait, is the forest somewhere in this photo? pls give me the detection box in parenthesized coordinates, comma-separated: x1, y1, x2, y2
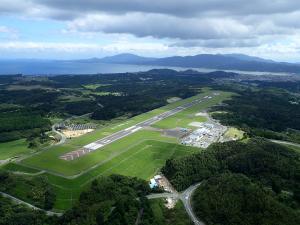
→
(163, 138, 300, 192)
(162, 138, 300, 224)
(211, 88, 300, 143)
(193, 173, 300, 225)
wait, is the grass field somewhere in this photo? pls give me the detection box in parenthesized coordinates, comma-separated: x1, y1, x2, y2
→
(223, 127, 244, 140)
(12, 140, 198, 210)
(2, 88, 233, 210)
(153, 92, 232, 130)
(2, 163, 40, 173)
(22, 130, 178, 176)
(83, 84, 111, 90)
(152, 108, 207, 130)
(149, 199, 192, 225)
(0, 139, 32, 160)
(21, 90, 231, 176)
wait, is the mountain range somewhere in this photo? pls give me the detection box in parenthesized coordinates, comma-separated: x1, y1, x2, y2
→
(1, 53, 300, 75)
(94, 53, 300, 74)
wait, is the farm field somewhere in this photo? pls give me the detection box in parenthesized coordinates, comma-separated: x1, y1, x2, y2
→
(0, 139, 32, 160)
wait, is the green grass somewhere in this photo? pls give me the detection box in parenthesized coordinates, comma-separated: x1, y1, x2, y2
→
(21, 89, 229, 176)
(223, 127, 244, 140)
(90, 91, 122, 96)
(2, 163, 40, 174)
(0, 139, 32, 160)
(22, 130, 178, 176)
(286, 144, 300, 153)
(153, 110, 207, 130)
(153, 91, 232, 130)
(58, 95, 91, 102)
(149, 199, 192, 225)
(3, 88, 233, 210)
(20, 140, 198, 210)
(21, 89, 218, 165)
(83, 84, 111, 90)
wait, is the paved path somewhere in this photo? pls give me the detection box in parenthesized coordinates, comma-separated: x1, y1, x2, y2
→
(52, 124, 66, 145)
(146, 182, 204, 225)
(0, 191, 63, 217)
(61, 95, 213, 161)
(147, 193, 179, 199)
(180, 183, 204, 225)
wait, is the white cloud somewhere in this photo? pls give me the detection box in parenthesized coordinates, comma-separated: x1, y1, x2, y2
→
(0, 41, 168, 55)
(0, 26, 15, 33)
(67, 13, 250, 40)
(0, 0, 300, 60)
(0, 26, 18, 39)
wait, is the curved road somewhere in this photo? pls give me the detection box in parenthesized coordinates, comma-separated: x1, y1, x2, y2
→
(52, 124, 66, 145)
(147, 182, 204, 225)
(180, 183, 204, 225)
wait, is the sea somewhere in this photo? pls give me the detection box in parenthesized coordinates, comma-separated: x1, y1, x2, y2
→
(0, 60, 292, 76)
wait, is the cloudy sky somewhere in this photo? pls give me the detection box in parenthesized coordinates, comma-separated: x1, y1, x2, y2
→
(0, 0, 300, 61)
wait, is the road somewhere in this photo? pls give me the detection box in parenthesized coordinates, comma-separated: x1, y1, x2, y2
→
(146, 182, 204, 225)
(1, 181, 203, 222)
(0, 191, 63, 217)
(180, 183, 204, 225)
(52, 124, 66, 145)
(61, 95, 213, 161)
(146, 192, 179, 199)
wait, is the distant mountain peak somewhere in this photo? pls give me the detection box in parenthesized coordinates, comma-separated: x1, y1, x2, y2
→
(98, 53, 300, 74)
(100, 53, 156, 64)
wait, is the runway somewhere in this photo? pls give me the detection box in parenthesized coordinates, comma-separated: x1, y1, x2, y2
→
(60, 95, 211, 161)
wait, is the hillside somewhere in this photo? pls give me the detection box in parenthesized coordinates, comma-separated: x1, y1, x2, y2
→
(99, 53, 300, 73)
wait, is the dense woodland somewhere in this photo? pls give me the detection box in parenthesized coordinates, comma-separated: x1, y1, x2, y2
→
(163, 138, 300, 192)
(193, 173, 300, 225)
(162, 138, 300, 224)
(211, 88, 300, 143)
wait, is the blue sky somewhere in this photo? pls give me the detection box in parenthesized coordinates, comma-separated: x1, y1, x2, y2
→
(0, 0, 300, 62)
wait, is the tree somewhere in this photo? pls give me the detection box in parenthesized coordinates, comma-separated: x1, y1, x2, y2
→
(271, 178, 282, 194)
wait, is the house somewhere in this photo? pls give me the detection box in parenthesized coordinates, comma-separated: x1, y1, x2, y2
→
(149, 178, 158, 189)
